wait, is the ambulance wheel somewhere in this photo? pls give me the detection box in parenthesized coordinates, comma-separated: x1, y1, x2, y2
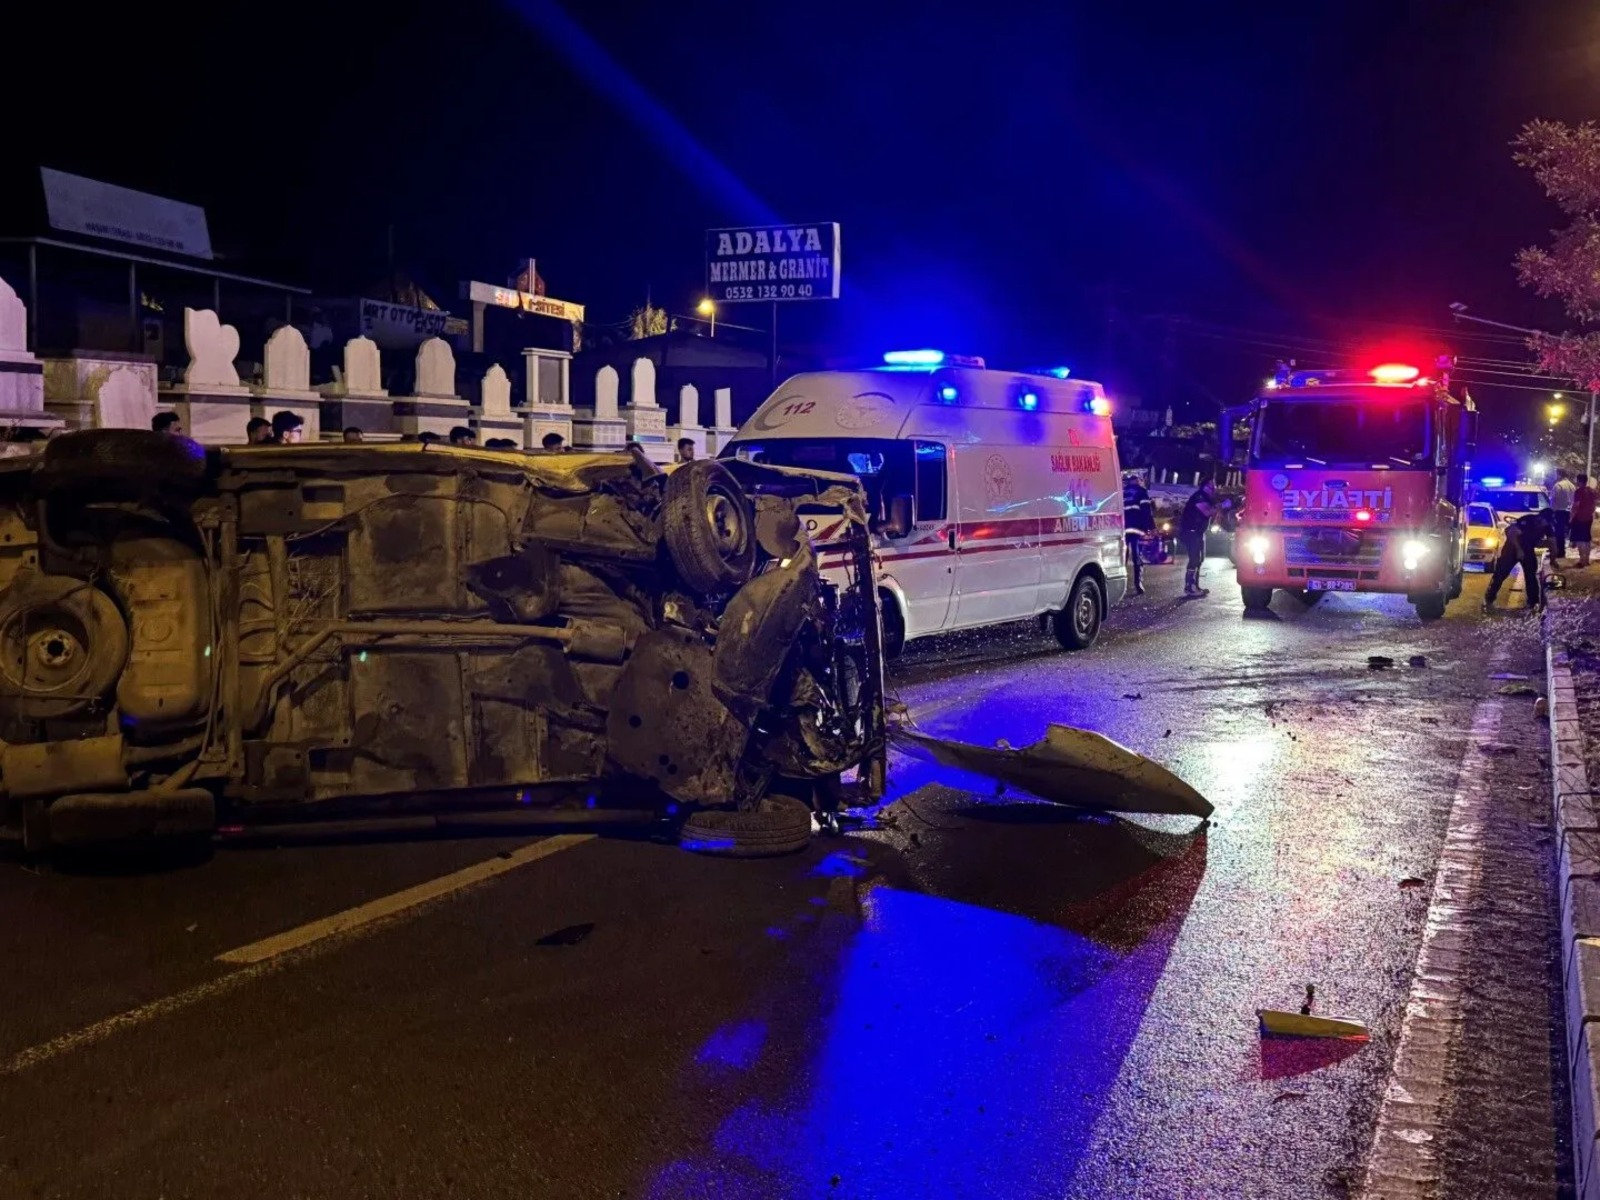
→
(1414, 592, 1447, 621)
(879, 591, 906, 660)
(1052, 575, 1102, 651)
(1242, 586, 1273, 611)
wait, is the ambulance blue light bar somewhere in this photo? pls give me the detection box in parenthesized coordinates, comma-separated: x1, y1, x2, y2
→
(881, 349, 987, 369)
(1479, 476, 1506, 487)
(1019, 391, 1039, 411)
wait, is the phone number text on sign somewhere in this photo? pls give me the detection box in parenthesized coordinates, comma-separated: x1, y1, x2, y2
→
(720, 283, 818, 302)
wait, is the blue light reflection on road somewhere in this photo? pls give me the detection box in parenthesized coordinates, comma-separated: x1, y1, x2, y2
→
(650, 883, 1188, 1199)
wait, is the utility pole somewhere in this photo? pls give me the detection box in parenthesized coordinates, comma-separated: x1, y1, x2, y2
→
(770, 301, 779, 392)
(1589, 391, 1597, 482)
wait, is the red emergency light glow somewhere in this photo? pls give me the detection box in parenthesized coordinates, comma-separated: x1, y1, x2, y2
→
(1354, 509, 1373, 523)
(1369, 363, 1421, 384)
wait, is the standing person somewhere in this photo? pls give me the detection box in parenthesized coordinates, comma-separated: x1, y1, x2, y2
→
(541, 431, 566, 452)
(1551, 468, 1575, 560)
(676, 437, 697, 463)
(1485, 507, 1556, 610)
(270, 411, 304, 444)
(1179, 479, 1221, 598)
(246, 417, 273, 444)
(1121, 471, 1154, 596)
(1572, 473, 1596, 567)
(152, 412, 184, 437)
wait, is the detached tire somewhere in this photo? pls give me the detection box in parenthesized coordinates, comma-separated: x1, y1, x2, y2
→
(663, 460, 755, 595)
(35, 429, 207, 501)
(679, 796, 813, 858)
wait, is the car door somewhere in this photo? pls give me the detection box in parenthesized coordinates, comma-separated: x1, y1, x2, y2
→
(950, 443, 1041, 628)
(883, 440, 956, 636)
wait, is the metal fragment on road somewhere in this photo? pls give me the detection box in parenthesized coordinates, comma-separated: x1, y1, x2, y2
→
(891, 722, 1213, 818)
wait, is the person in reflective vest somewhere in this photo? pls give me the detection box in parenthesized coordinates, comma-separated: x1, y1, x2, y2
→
(1122, 472, 1154, 595)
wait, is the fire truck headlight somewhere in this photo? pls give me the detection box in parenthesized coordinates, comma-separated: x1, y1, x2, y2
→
(1247, 535, 1269, 565)
(1402, 539, 1428, 572)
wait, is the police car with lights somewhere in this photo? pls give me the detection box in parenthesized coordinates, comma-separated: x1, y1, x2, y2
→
(724, 350, 1126, 655)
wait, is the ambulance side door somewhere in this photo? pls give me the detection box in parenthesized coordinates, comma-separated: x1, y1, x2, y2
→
(887, 440, 957, 637)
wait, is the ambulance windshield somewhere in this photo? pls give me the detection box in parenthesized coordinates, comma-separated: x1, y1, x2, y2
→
(1253, 397, 1430, 467)
(726, 438, 913, 512)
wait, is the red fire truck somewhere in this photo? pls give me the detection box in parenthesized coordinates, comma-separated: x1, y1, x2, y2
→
(1221, 360, 1477, 620)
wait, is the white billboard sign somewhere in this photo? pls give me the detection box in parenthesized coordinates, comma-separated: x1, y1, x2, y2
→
(40, 168, 214, 260)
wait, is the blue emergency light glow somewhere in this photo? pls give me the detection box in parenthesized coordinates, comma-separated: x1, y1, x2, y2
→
(937, 384, 959, 403)
(1048, 366, 1072, 379)
(1088, 397, 1111, 417)
(1479, 476, 1506, 487)
(883, 349, 946, 366)
(1019, 391, 1039, 411)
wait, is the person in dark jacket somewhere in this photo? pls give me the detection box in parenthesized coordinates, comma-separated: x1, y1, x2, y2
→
(1179, 479, 1223, 597)
(1121, 472, 1155, 595)
(1484, 508, 1556, 610)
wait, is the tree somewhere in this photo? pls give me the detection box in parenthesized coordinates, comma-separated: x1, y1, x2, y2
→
(628, 304, 668, 340)
(1514, 120, 1600, 390)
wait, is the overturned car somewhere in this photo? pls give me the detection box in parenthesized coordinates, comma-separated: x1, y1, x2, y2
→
(0, 432, 887, 854)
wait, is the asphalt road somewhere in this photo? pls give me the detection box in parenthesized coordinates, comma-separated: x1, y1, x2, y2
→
(0, 558, 1572, 1200)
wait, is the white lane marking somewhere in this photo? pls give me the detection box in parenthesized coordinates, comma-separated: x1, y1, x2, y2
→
(217, 834, 592, 964)
(1361, 654, 1507, 1198)
(1, 835, 592, 1077)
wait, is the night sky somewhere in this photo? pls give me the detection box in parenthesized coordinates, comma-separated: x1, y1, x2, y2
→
(9, 0, 1597, 418)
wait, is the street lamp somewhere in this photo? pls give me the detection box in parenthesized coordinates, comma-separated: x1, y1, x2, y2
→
(696, 298, 716, 337)
(1550, 401, 1568, 426)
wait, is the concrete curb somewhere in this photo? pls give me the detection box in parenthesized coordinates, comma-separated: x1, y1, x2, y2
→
(1546, 624, 1600, 1200)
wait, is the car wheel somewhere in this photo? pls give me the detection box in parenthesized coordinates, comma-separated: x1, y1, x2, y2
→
(678, 796, 813, 858)
(1051, 574, 1102, 651)
(662, 460, 756, 595)
(34, 429, 208, 501)
(0, 573, 130, 721)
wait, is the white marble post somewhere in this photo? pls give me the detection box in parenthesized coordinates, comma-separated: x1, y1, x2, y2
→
(668, 383, 706, 461)
(622, 356, 670, 463)
(393, 337, 471, 440)
(571, 364, 626, 450)
(521, 347, 575, 450)
(0, 274, 62, 434)
(252, 325, 322, 440)
(706, 386, 738, 453)
(160, 307, 251, 443)
(319, 335, 395, 440)
(472, 363, 522, 444)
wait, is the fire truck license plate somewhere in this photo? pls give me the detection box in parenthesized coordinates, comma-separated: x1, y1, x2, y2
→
(1306, 579, 1356, 592)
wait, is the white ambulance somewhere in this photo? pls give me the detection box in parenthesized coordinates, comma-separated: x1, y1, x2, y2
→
(723, 351, 1127, 655)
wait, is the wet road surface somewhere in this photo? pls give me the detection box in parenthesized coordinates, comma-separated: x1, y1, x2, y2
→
(0, 560, 1571, 1199)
